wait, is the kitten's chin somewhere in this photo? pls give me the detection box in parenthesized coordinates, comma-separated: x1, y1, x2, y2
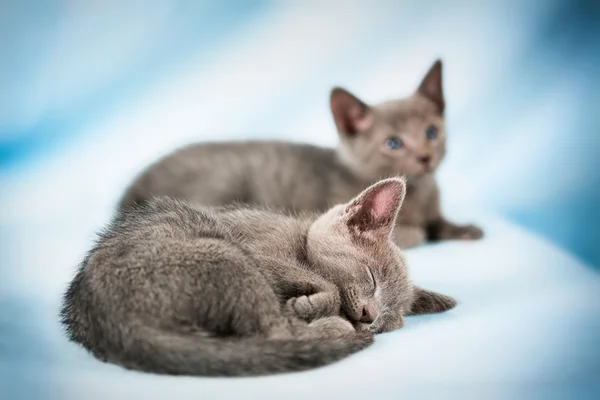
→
(405, 170, 434, 181)
(409, 164, 438, 179)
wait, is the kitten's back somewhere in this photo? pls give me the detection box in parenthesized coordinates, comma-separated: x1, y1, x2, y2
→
(119, 141, 358, 211)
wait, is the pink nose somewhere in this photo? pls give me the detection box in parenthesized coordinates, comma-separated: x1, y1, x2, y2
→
(360, 304, 378, 324)
(418, 155, 431, 165)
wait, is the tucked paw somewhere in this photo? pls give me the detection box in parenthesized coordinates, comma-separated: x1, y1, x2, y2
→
(286, 292, 338, 322)
(454, 224, 483, 240)
(286, 296, 310, 321)
(370, 314, 404, 334)
(307, 316, 355, 337)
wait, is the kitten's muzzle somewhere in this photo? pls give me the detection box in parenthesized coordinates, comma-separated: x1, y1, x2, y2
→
(360, 304, 378, 324)
(344, 303, 379, 329)
(415, 155, 436, 174)
(418, 155, 431, 165)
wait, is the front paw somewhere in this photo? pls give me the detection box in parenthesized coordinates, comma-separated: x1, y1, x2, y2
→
(453, 224, 483, 240)
(408, 287, 457, 315)
(370, 314, 404, 334)
(307, 316, 356, 338)
(286, 293, 338, 322)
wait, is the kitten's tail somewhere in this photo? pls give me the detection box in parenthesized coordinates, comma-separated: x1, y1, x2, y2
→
(115, 326, 373, 376)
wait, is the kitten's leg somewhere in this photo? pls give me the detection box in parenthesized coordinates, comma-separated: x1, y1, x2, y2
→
(425, 185, 483, 241)
(426, 218, 483, 241)
(392, 225, 427, 248)
(154, 239, 294, 339)
(254, 255, 342, 322)
(406, 286, 457, 315)
(300, 316, 356, 338)
(286, 291, 341, 322)
(372, 312, 404, 334)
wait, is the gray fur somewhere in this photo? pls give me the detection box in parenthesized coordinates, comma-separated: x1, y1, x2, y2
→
(119, 60, 483, 248)
(61, 179, 456, 376)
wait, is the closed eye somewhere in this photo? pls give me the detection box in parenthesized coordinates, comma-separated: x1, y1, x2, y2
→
(367, 267, 377, 290)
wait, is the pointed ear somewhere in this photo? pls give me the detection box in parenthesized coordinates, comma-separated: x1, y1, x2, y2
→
(330, 87, 373, 137)
(407, 286, 457, 315)
(416, 59, 445, 113)
(345, 178, 406, 237)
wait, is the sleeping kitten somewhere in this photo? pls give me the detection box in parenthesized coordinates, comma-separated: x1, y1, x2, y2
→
(61, 178, 455, 377)
(119, 59, 482, 248)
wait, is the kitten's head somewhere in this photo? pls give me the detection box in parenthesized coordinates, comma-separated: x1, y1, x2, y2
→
(306, 177, 412, 333)
(331, 60, 446, 181)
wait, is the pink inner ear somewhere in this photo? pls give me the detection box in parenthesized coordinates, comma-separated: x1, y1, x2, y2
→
(349, 106, 372, 131)
(354, 113, 372, 131)
(370, 185, 398, 220)
(346, 180, 404, 233)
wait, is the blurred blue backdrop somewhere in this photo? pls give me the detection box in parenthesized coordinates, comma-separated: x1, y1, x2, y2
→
(1, 1, 600, 398)
(2, 0, 598, 267)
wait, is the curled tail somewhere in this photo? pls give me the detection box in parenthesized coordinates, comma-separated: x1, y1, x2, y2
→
(114, 326, 373, 376)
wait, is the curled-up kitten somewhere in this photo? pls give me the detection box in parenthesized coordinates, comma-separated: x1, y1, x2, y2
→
(119, 59, 482, 249)
(61, 178, 455, 377)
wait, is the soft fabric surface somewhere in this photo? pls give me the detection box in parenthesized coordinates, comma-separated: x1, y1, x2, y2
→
(2, 207, 599, 399)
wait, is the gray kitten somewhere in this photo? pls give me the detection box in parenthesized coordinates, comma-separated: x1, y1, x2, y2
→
(120, 60, 483, 248)
(61, 178, 456, 376)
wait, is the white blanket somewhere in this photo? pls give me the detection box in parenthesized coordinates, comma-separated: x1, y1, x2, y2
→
(2, 207, 599, 399)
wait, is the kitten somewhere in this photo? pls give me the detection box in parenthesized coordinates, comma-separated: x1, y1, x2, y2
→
(61, 178, 456, 377)
(119, 59, 482, 248)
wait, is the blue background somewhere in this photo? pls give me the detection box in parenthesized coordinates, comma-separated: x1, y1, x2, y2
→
(2, 0, 598, 267)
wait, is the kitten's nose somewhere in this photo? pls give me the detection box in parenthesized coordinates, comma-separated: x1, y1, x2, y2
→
(418, 155, 431, 165)
(360, 304, 378, 324)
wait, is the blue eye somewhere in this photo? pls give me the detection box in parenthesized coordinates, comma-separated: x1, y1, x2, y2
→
(385, 137, 403, 150)
(426, 126, 438, 140)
